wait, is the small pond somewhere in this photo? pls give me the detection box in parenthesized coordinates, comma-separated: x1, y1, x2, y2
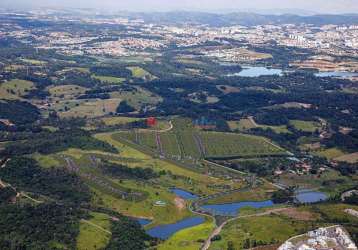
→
(315, 71, 358, 78)
(201, 200, 274, 216)
(228, 66, 283, 77)
(146, 217, 205, 240)
(170, 188, 198, 200)
(295, 190, 328, 203)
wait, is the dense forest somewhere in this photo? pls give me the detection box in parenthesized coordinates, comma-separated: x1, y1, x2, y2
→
(106, 216, 157, 250)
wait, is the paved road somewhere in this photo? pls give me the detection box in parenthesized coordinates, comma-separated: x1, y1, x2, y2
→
(140, 120, 173, 133)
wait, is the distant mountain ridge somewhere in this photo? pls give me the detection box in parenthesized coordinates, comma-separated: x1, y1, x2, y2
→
(125, 11, 358, 26)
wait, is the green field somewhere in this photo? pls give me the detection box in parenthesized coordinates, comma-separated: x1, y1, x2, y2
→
(92, 134, 243, 223)
(77, 212, 111, 250)
(205, 182, 276, 205)
(160, 133, 182, 157)
(228, 119, 256, 131)
(20, 58, 47, 65)
(47, 84, 88, 99)
(229, 118, 290, 134)
(290, 120, 321, 133)
(101, 117, 143, 126)
(200, 132, 286, 158)
(110, 86, 162, 109)
(334, 152, 358, 163)
(92, 75, 125, 84)
(0, 79, 35, 99)
(52, 98, 122, 118)
(209, 214, 318, 250)
(158, 216, 215, 250)
(127, 66, 156, 80)
(116, 118, 286, 160)
(315, 147, 346, 160)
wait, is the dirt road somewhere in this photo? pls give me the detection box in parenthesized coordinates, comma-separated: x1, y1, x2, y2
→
(201, 207, 290, 250)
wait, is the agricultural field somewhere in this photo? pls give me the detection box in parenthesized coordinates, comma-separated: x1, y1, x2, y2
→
(159, 133, 182, 157)
(52, 98, 121, 118)
(127, 66, 156, 80)
(334, 152, 358, 163)
(90, 133, 244, 223)
(57, 148, 192, 225)
(110, 87, 162, 109)
(315, 147, 346, 160)
(92, 74, 125, 84)
(20, 58, 47, 65)
(56, 67, 90, 74)
(289, 120, 321, 133)
(4, 64, 25, 72)
(205, 182, 276, 205)
(175, 57, 207, 66)
(200, 132, 286, 158)
(228, 119, 256, 131)
(47, 84, 88, 99)
(229, 118, 290, 134)
(138, 132, 157, 151)
(117, 118, 286, 160)
(0, 79, 35, 99)
(101, 116, 143, 126)
(259, 124, 291, 134)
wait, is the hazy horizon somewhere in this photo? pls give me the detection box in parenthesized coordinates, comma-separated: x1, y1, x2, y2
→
(0, 0, 357, 14)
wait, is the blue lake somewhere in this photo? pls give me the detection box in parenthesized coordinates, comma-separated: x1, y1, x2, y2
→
(146, 217, 205, 239)
(295, 190, 328, 203)
(229, 66, 283, 77)
(315, 71, 358, 78)
(201, 200, 274, 216)
(171, 188, 198, 200)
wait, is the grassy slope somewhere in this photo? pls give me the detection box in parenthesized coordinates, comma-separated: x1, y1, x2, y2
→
(0, 79, 35, 99)
(77, 212, 111, 250)
(290, 120, 321, 133)
(210, 215, 317, 250)
(158, 216, 215, 250)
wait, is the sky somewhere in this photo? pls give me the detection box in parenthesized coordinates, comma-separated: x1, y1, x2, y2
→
(0, 0, 357, 14)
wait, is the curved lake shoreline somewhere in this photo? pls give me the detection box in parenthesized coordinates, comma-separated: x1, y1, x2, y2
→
(146, 216, 205, 240)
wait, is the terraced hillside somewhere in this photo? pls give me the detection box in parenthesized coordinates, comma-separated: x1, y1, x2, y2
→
(115, 118, 287, 160)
